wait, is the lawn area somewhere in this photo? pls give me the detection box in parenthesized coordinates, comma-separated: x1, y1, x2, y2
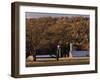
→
(26, 57, 89, 67)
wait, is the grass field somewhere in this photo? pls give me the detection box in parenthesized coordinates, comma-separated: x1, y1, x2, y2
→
(26, 57, 89, 67)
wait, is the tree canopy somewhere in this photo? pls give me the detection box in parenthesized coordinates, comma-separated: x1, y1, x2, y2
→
(26, 16, 89, 56)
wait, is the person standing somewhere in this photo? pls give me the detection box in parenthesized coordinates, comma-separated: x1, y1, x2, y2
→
(69, 43, 73, 58)
(65, 42, 70, 57)
(56, 44, 61, 61)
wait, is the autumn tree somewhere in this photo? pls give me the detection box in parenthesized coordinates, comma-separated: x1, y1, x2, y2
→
(26, 16, 89, 59)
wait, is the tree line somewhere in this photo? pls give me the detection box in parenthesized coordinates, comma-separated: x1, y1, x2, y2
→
(26, 16, 89, 58)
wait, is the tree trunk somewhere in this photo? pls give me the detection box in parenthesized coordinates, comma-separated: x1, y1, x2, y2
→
(56, 50, 59, 61)
(33, 49, 36, 61)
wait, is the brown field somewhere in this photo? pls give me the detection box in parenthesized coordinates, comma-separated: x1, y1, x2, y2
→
(26, 57, 89, 67)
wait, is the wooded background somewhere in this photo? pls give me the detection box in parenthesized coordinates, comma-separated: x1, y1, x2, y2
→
(26, 16, 89, 56)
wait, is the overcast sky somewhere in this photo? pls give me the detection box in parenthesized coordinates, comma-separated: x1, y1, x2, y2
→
(26, 12, 89, 19)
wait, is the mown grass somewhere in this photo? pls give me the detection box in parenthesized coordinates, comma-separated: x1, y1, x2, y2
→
(26, 57, 89, 67)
